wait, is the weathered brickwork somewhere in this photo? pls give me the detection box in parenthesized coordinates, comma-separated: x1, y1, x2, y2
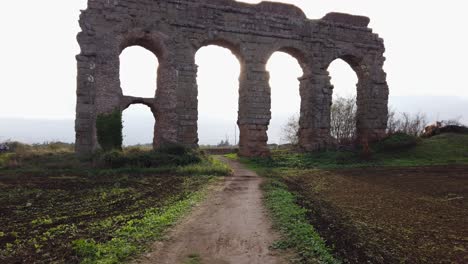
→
(76, 0, 389, 157)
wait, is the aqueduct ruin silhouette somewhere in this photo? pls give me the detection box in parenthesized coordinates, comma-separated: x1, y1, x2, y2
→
(75, 0, 389, 157)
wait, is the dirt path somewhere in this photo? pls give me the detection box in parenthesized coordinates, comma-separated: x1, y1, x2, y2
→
(134, 157, 288, 264)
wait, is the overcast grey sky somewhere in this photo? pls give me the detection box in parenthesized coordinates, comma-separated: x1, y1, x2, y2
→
(0, 0, 467, 145)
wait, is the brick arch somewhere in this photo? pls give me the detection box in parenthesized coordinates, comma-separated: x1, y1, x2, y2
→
(265, 46, 307, 145)
(116, 30, 180, 149)
(193, 39, 244, 147)
(323, 52, 389, 145)
(120, 97, 157, 116)
(76, 0, 389, 156)
(196, 38, 245, 65)
(118, 30, 169, 61)
(325, 53, 368, 80)
(268, 46, 310, 76)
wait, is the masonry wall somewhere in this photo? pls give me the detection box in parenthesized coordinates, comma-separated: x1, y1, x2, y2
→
(76, 0, 389, 157)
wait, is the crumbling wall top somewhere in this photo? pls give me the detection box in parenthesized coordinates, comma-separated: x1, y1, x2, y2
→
(254, 1, 306, 18)
(322, 12, 370, 27)
(197, 0, 306, 19)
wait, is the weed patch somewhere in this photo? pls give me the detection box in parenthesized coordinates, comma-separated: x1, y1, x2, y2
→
(263, 179, 340, 264)
(72, 181, 212, 264)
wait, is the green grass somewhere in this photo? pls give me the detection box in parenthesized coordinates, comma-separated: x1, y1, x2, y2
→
(230, 155, 340, 263)
(0, 152, 231, 178)
(184, 253, 202, 264)
(0, 153, 14, 167)
(72, 180, 214, 264)
(375, 133, 468, 166)
(238, 134, 468, 169)
(263, 179, 340, 264)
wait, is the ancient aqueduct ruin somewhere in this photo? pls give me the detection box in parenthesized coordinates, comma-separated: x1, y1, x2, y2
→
(75, 0, 389, 157)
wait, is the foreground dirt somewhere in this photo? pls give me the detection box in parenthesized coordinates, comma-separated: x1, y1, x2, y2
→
(287, 166, 468, 264)
(0, 173, 211, 263)
(135, 157, 288, 264)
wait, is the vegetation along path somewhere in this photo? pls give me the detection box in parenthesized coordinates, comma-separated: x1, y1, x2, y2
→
(135, 157, 288, 264)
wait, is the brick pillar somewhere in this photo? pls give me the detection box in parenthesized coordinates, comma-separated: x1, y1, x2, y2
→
(75, 54, 97, 155)
(238, 50, 271, 157)
(172, 45, 199, 147)
(356, 54, 389, 143)
(75, 33, 122, 154)
(298, 64, 335, 151)
(153, 60, 181, 147)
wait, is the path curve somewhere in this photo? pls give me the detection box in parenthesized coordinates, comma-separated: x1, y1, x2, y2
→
(134, 157, 288, 264)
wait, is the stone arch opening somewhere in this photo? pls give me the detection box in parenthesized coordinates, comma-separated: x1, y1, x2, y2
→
(327, 56, 362, 145)
(119, 46, 159, 98)
(122, 103, 156, 147)
(266, 51, 304, 146)
(195, 44, 242, 147)
(116, 32, 167, 149)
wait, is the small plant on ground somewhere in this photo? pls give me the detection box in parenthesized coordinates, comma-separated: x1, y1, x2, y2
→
(72, 184, 212, 264)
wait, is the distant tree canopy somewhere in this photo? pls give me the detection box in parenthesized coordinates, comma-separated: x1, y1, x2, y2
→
(217, 138, 231, 148)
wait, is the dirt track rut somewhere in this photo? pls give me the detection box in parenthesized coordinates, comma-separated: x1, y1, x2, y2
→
(134, 157, 288, 264)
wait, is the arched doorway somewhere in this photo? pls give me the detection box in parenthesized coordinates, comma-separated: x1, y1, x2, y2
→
(328, 58, 359, 145)
(266, 51, 303, 146)
(119, 46, 159, 147)
(122, 104, 156, 147)
(195, 44, 241, 148)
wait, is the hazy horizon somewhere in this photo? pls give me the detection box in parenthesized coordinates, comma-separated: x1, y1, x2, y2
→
(1, 95, 466, 146)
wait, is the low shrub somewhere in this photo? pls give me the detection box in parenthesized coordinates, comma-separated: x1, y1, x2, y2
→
(159, 143, 192, 156)
(96, 110, 123, 151)
(377, 132, 419, 151)
(99, 147, 203, 169)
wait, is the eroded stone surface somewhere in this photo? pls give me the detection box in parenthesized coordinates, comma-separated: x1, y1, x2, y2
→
(75, 0, 389, 157)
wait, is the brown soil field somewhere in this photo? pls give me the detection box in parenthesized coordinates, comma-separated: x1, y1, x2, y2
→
(0, 173, 212, 263)
(286, 166, 468, 264)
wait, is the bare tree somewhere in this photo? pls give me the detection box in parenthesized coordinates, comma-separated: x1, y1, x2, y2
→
(330, 96, 357, 145)
(281, 96, 358, 146)
(386, 110, 428, 136)
(441, 117, 463, 126)
(281, 114, 300, 145)
(386, 108, 399, 135)
(282, 99, 433, 148)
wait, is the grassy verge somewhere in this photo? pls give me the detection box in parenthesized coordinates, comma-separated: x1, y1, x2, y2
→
(72, 178, 215, 264)
(230, 156, 339, 263)
(240, 133, 468, 169)
(263, 178, 340, 264)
